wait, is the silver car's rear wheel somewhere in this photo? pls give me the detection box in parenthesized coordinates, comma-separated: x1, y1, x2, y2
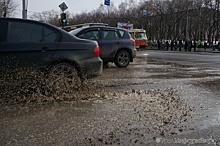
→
(114, 51, 130, 68)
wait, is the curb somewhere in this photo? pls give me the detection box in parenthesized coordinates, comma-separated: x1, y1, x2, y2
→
(139, 47, 220, 53)
(211, 51, 220, 53)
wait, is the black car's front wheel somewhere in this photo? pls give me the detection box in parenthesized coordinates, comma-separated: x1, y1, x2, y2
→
(114, 50, 131, 68)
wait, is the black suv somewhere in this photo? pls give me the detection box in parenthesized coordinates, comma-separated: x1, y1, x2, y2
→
(69, 26, 137, 68)
(0, 18, 103, 79)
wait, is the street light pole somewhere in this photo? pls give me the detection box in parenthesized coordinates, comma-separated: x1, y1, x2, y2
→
(186, 8, 189, 39)
(22, 0, 27, 19)
(107, 5, 110, 25)
(3, 0, 6, 17)
(216, 0, 220, 41)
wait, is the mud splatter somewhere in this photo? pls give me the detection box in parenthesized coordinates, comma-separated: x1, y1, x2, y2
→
(84, 89, 195, 145)
(0, 69, 105, 105)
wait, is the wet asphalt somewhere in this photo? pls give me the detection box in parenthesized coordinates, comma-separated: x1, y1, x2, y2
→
(0, 49, 220, 146)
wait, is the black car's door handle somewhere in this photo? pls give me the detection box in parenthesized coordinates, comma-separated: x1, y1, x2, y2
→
(41, 47, 49, 52)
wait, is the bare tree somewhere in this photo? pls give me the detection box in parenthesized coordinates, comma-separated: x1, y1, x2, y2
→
(0, 0, 18, 17)
(30, 10, 61, 26)
(27, 0, 220, 46)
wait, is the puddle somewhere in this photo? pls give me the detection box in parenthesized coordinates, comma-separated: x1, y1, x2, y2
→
(196, 79, 220, 96)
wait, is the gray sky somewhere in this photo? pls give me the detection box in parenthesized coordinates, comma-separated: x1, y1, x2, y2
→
(14, 0, 125, 18)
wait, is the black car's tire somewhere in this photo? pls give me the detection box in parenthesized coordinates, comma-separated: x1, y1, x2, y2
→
(49, 63, 81, 88)
(114, 51, 130, 68)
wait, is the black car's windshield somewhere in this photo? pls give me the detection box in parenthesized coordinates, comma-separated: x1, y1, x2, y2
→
(69, 28, 84, 35)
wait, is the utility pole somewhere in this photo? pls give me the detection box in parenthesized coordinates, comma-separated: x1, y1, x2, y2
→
(22, 0, 27, 19)
(186, 8, 189, 39)
(216, 0, 220, 41)
(2, 0, 6, 17)
(104, 0, 110, 24)
(107, 5, 110, 25)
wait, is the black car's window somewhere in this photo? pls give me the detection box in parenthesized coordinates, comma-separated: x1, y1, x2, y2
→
(43, 27, 59, 42)
(118, 30, 125, 38)
(0, 20, 7, 42)
(103, 30, 119, 40)
(82, 30, 99, 40)
(7, 21, 43, 43)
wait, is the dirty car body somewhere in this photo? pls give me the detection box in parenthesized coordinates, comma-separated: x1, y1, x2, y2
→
(0, 18, 103, 78)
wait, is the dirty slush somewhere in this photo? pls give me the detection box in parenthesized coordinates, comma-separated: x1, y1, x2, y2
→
(0, 66, 195, 145)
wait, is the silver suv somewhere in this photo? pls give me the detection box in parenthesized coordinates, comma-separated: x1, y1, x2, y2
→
(69, 26, 137, 68)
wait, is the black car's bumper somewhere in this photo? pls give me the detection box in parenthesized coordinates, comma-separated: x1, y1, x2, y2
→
(79, 57, 103, 78)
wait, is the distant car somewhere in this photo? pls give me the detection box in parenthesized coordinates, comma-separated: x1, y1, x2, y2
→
(0, 18, 103, 79)
(69, 26, 137, 68)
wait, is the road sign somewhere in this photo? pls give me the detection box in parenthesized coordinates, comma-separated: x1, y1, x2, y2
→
(143, 8, 147, 17)
(59, 2, 68, 11)
(104, 0, 110, 6)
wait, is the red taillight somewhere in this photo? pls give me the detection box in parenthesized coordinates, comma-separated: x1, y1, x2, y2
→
(93, 45, 100, 56)
(130, 38, 135, 44)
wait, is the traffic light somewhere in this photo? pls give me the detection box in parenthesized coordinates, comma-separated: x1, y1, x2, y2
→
(59, 19, 62, 23)
(61, 13, 67, 24)
(59, 13, 67, 27)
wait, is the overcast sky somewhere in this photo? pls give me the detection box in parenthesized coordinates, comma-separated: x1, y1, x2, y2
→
(13, 0, 126, 18)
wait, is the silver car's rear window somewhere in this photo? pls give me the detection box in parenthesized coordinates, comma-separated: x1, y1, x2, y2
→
(69, 28, 84, 35)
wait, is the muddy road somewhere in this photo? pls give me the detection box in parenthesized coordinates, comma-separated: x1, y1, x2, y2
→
(0, 50, 220, 145)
